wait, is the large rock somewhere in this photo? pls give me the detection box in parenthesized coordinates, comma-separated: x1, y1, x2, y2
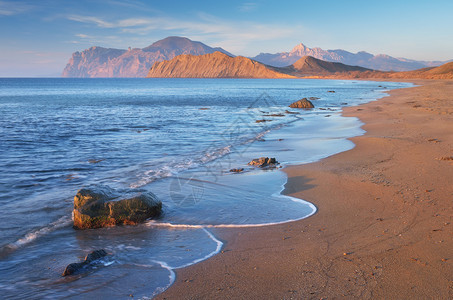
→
(73, 185, 162, 229)
(248, 157, 279, 168)
(289, 98, 315, 109)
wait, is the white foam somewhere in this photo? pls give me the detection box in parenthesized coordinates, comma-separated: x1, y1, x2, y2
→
(149, 260, 176, 298)
(4, 216, 72, 251)
(172, 228, 223, 269)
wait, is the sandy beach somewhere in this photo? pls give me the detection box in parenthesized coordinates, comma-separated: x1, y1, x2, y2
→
(156, 79, 453, 299)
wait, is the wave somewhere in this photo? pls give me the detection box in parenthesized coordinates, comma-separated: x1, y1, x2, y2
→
(0, 216, 72, 259)
(130, 117, 300, 189)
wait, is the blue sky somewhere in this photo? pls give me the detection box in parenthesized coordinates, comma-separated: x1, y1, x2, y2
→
(1, 0, 452, 76)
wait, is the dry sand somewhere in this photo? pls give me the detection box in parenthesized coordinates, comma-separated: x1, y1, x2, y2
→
(157, 80, 453, 299)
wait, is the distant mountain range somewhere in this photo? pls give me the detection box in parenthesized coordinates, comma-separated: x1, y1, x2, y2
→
(62, 36, 452, 77)
(252, 43, 449, 71)
(147, 52, 377, 78)
(62, 37, 232, 77)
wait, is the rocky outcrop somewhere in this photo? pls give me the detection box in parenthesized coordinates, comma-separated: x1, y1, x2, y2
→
(62, 249, 107, 276)
(289, 98, 315, 109)
(73, 185, 162, 229)
(248, 157, 279, 168)
(62, 36, 232, 77)
(252, 42, 448, 71)
(146, 52, 295, 78)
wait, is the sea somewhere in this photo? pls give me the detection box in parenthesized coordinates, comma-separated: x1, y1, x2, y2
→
(0, 78, 411, 299)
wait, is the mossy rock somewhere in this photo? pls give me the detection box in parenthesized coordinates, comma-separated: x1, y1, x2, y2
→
(73, 185, 162, 229)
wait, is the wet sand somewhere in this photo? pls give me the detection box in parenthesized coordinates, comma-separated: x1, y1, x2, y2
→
(157, 80, 453, 299)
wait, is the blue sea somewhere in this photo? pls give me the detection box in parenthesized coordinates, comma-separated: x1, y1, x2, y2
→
(0, 78, 411, 298)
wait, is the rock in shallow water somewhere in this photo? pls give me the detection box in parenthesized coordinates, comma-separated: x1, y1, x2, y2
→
(73, 185, 162, 229)
(62, 249, 108, 276)
(248, 157, 279, 168)
(289, 98, 315, 109)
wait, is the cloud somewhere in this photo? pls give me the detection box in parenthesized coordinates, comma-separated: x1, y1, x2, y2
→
(67, 15, 115, 28)
(238, 2, 258, 12)
(0, 0, 33, 15)
(65, 12, 302, 55)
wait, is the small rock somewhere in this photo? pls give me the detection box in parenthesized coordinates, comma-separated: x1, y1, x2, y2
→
(289, 98, 314, 109)
(88, 159, 104, 164)
(230, 168, 244, 173)
(262, 113, 285, 117)
(328, 90, 335, 93)
(248, 157, 279, 168)
(256, 119, 272, 123)
(62, 249, 108, 276)
(285, 110, 300, 115)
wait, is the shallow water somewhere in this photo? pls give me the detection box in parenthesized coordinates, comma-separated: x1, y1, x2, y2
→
(0, 78, 411, 298)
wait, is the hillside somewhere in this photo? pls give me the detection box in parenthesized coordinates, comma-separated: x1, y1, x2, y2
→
(252, 42, 448, 71)
(288, 56, 372, 76)
(62, 36, 232, 78)
(390, 62, 453, 79)
(146, 52, 294, 78)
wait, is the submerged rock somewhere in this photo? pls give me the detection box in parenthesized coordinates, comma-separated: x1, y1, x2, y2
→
(289, 98, 315, 109)
(256, 119, 272, 123)
(73, 185, 162, 229)
(248, 157, 279, 168)
(62, 249, 107, 276)
(285, 110, 300, 115)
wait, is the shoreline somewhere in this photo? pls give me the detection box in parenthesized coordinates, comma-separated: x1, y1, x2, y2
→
(156, 79, 453, 299)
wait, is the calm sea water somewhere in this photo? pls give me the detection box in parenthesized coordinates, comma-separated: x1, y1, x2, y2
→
(0, 78, 411, 298)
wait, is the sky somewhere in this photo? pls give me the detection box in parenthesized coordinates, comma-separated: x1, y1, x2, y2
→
(1, 0, 452, 77)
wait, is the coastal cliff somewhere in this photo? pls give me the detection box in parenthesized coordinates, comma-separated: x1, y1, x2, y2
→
(62, 36, 232, 78)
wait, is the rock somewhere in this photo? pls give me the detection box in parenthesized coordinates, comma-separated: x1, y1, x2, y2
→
(289, 98, 314, 109)
(256, 119, 272, 123)
(285, 110, 300, 115)
(328, 90, 335, 93)
(63, 249, 107, 276)
(248, 157, 279, 168)
(308, 97, 320, 100)
(262, 113, 285, 117)
(230, 168, 244, 173)
(73, 185, 162, 229)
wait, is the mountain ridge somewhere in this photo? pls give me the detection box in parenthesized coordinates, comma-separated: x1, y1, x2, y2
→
(146, 51, 295, 78)
(145, 53, 453, 79)
(62, 37, 232, 78)
(146, 53, 380, 78)
(252, 42, 448, 71)
(62, 36, 453, 77)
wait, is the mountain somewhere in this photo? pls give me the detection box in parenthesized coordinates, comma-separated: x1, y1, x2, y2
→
(62, 36, 233, 78)
(252, 43, 447, 72)
(287, 56, 372, 76)
(146, 52, 294, 78)
(146, 53, 377, 78)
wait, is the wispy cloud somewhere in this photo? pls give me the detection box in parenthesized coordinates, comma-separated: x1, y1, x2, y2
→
(238, 2, 258, 12)
(66, 12, 302, 55)
(67, 15, 115, 28)
(75, 33, 96, 39)
(0, 0, 33, 15)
